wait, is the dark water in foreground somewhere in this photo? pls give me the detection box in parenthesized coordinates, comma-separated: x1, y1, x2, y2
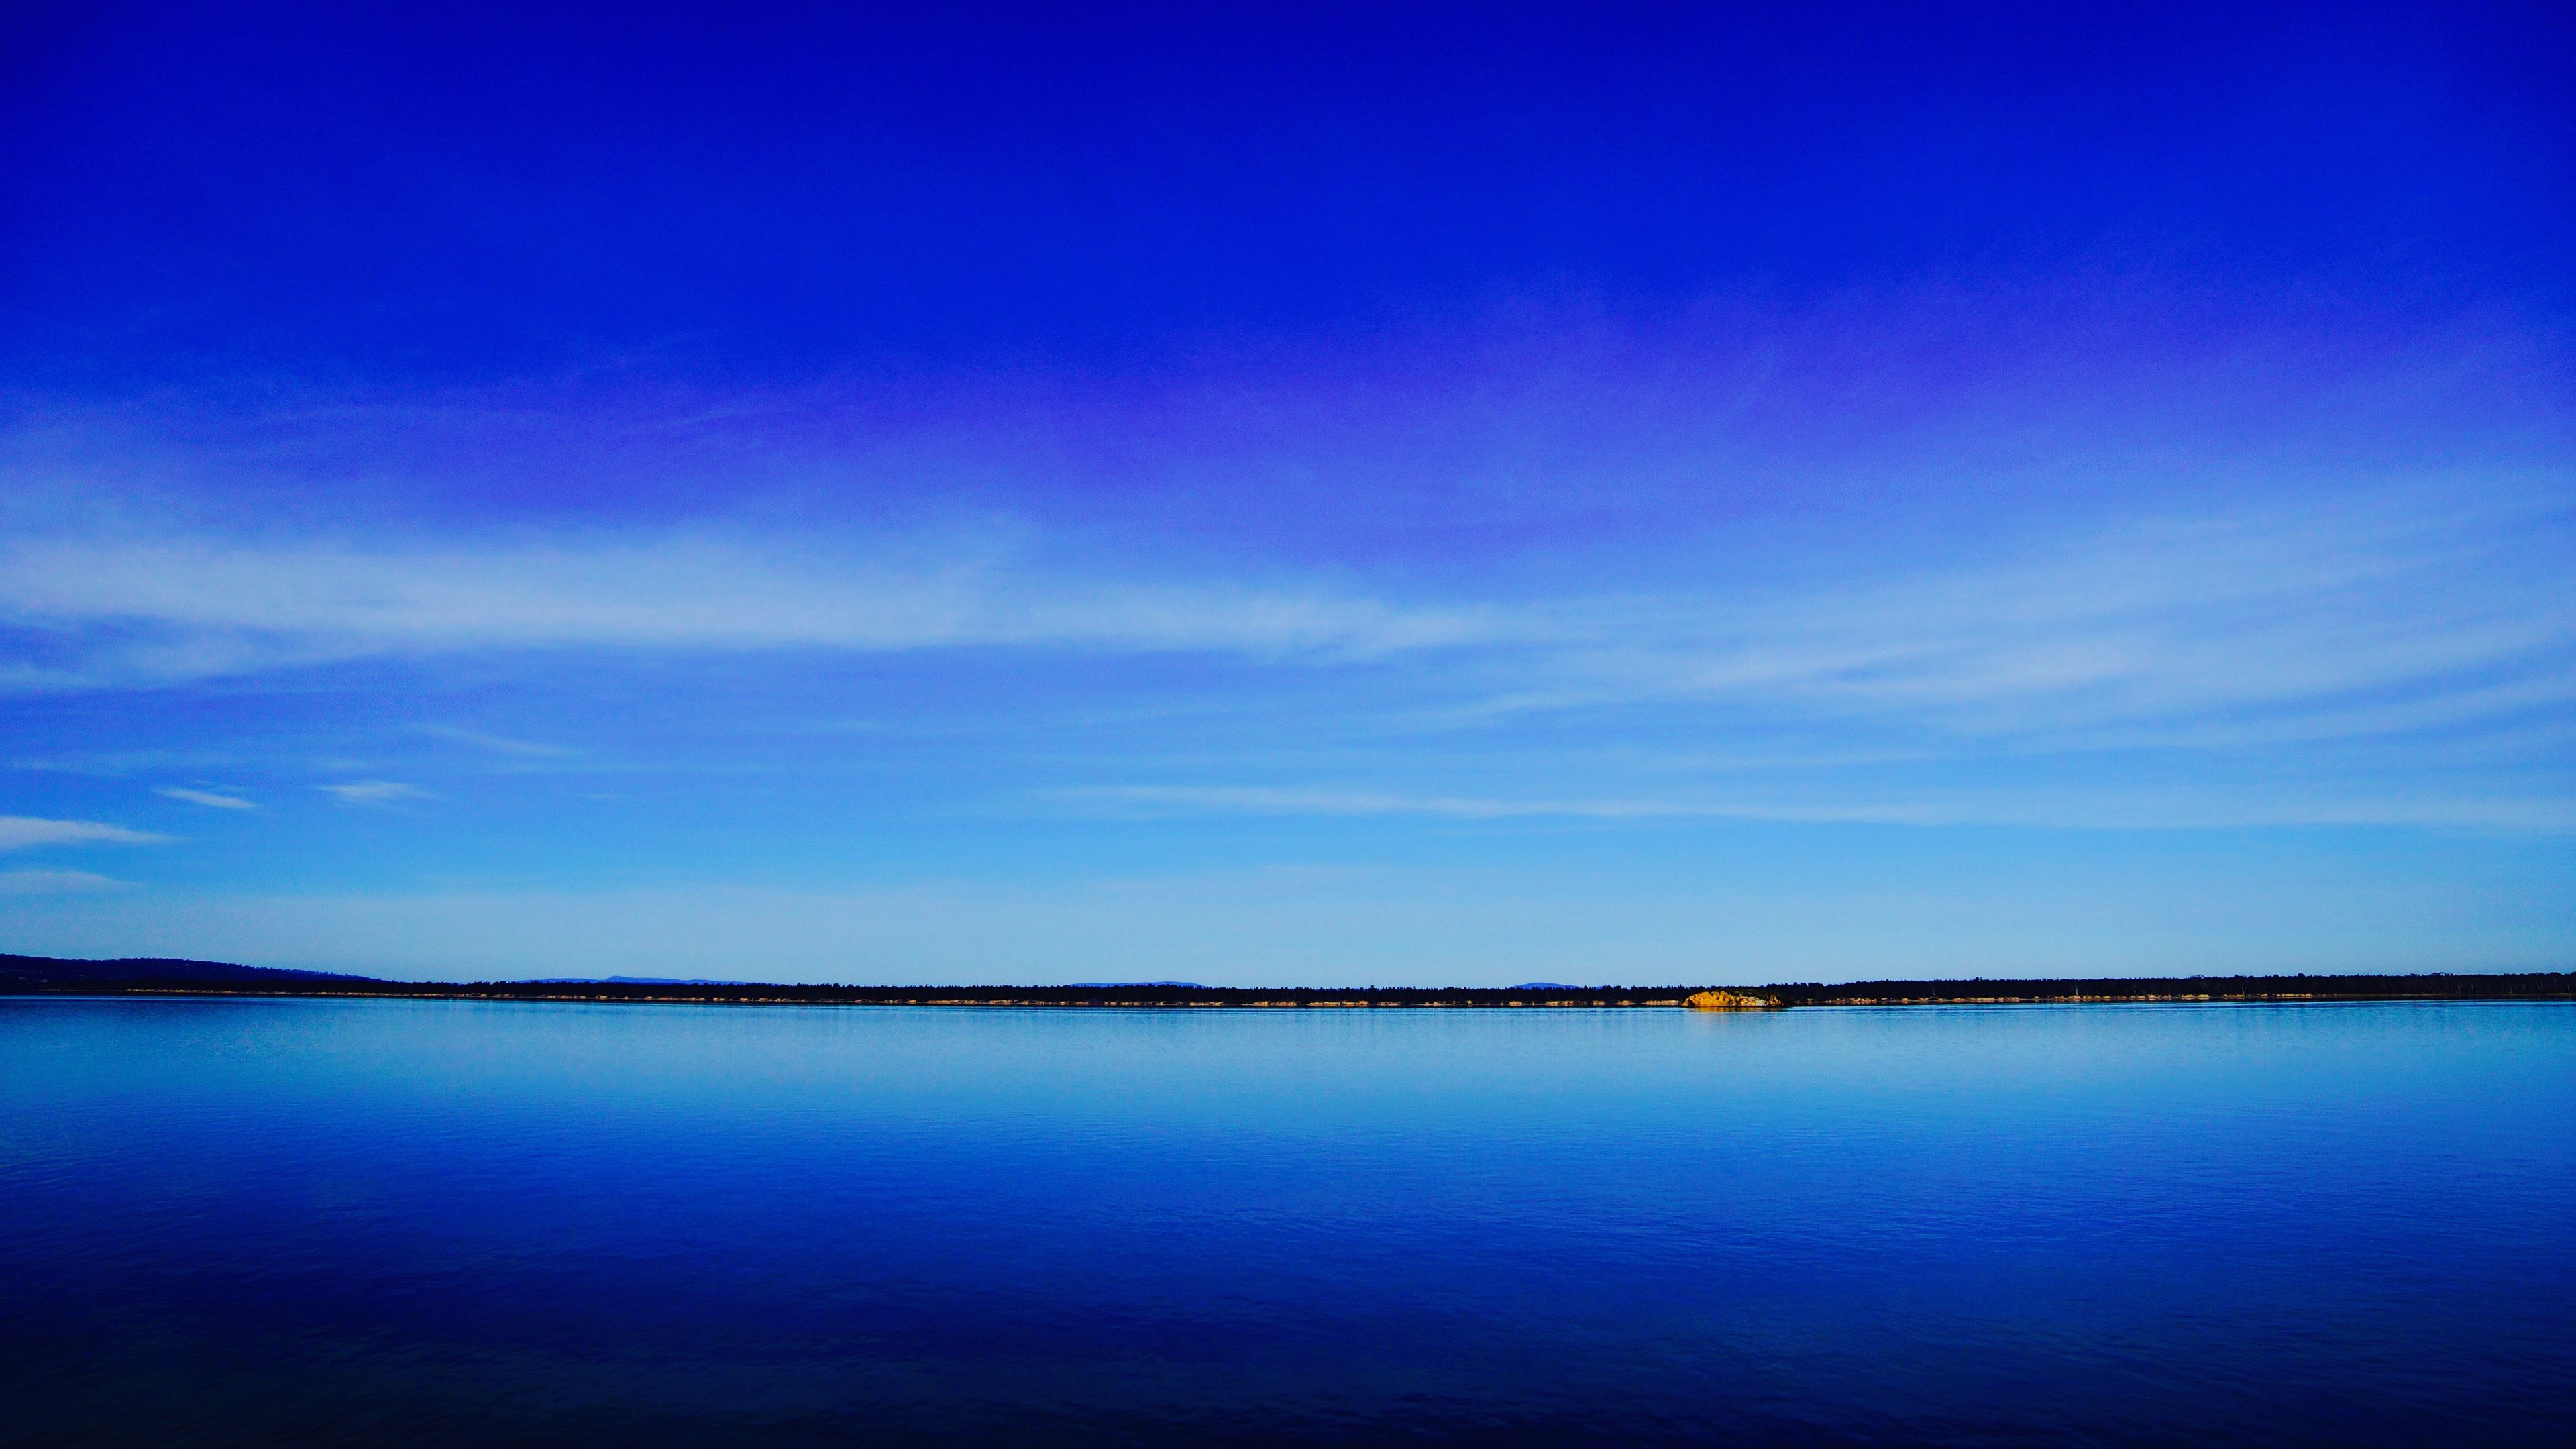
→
(2, 999, 2570, 1446)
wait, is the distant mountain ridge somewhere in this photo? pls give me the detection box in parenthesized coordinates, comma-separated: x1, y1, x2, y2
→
(1, 953, 381, 986)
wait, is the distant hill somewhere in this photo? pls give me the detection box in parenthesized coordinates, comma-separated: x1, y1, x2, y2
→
(0, 953, 380, 987)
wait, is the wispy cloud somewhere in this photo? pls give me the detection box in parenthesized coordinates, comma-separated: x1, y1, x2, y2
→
(417, 724, 574, 759)
(0, 527, 1491, 690)
(156, 785, 255, 809)
(1064, 782, 2576, 832)
(1499, 499, 2576, 744)
(321, 781, 429, 805)
(0, 816, 168, 850)
(0, 868, 131, 894)
(1066, 786, 1690, 820)
(0, 491, 2567, 774)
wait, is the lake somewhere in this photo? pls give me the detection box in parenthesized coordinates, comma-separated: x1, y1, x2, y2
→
(3, 997, 2570, 1446)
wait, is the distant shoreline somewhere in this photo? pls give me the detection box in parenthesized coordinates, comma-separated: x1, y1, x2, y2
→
(5, 955, 2571, 1008)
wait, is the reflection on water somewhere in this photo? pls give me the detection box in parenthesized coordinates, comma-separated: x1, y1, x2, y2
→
(3, 998, 2571, 1446)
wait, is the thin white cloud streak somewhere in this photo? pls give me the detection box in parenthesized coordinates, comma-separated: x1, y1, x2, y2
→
(418, 725, 573, 758)
(1066, 784, 2576, 832)
(0, 530, 1493, 688)
(0, 494, 2567, 751)
(0, 816, 168, 850)
(1480, 500, 2576, 740)
(1067, 785, 1693, 820)
(156, 785, 256, 809)
(321, 781, 429, 804)
(0, 868, 131, 894)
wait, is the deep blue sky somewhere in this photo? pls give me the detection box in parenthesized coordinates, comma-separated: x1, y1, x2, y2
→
(3, 2, 2571, 982)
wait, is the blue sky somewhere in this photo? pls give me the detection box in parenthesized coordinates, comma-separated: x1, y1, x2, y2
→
(3, 2, 2571, 983)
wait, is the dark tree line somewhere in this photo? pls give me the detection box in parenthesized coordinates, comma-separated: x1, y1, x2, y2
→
(6, 953, 2571, 1006)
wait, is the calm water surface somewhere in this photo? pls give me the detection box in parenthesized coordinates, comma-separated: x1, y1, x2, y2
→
(2, 998, 2570, 1446)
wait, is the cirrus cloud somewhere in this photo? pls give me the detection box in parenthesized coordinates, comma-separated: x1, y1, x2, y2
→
(0, 526, 1495, 692)
(156, 785, 255, 810)
(0, 816, 168, 850)
(320, 781, 429, 805)
(0, 868, 132, 894)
